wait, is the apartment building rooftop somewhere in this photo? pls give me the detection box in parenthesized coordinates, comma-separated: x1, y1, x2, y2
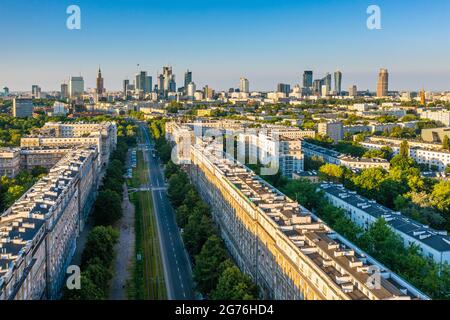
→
(194, 141, 428, 300)
(301, 141, 341, 157)
(320, 183, 450, 253)
(0, 147, 98, 291)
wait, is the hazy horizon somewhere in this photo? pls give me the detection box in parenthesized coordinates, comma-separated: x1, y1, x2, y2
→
(1, 0, 450, 92)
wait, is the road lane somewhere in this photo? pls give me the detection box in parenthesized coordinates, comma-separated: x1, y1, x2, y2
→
(140, 124, 195, 300)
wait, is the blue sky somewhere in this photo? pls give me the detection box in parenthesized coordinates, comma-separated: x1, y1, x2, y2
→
(1, 0, 450, 92)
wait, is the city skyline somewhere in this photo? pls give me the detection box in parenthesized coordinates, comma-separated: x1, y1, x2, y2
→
(1, 0, 450, 91)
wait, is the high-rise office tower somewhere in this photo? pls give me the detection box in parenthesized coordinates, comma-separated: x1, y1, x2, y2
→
(321, 85, 329, 97)
(323, 73, 332, 92)
(334, 70, 342, 95)
(277, 83, 291, 95)
(312, 79, 323, 95)
(13, 98, 33, 118)
(135, 71, 151, 94)
(96, 67, 104, 95)
(3, 87, 9, 96)
(31, 85, 41, 98)
(168, 75, 176, 92)
(146, 76, 152, 93)
(377, 68, 389, 97)
(162, 66, 173, 93)
(203, 85, 214, 99)
(348, 85, 357, 97)
(303, 71, 313, 88)
(187, 82, 196, 97)
(60, 83, 69, 99)
(184, 70, 192, 91)
(157, 74, 164, 95)
(239, 77, 249, 93)
(123, 79, 129, 97)
(69, 76, 84, 98)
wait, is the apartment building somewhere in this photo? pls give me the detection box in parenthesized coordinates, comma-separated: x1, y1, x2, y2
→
(361, 141, 450, 172)
(12, 98, 33, 118)
(318, 121, 344, 144)
(165, 122, 196, 164)
(418, 109, 450, 126)
(320, 183, 450, 265)
(344, 121, 417, 135)
(367, 136, 442, 150)
(167, 121, 309, 177)
(0, 148, 21, 178)
(0, 147, 101, 300)
(21, 122, 117, 167)
(244, 132, 304, 178)
(301, 141, 390, 171)
(19, 147, 74, 171)
(188, 140, 428, 300)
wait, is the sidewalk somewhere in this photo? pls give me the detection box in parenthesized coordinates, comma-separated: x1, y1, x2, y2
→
(109, 183, 136, 300)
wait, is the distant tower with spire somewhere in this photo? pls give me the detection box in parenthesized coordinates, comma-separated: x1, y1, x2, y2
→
(96, 66, 104, 95)
(420, 88, 426, 106)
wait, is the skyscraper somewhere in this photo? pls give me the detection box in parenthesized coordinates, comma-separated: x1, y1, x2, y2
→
(377, 68, 389, 97)
(60, 83, 69, 100)
(162, 66, 173, 92)
(277, 83, 290, 95)
(312, 79, 323, 95)
(123, 79, 129, 98)
(31, 85, 41, 99)
(348, 85, 357, 97)
(96, 67, 104, 95)
(146, 76, 152, 93)
(157, 74, 164, 95)
(184, 70, 192, 90)
(3, 87, 9, 96)
(303, 71, 313, 88)
(69, 76, 84, 98)
(323, 73, 332, 92)
(135, 71, 151, 94)
(203, 85, 214, 99)
(240, 77, 249, 93)
(334, 70, 342, 95)
(187, 82, 196, 97)
(168, 76, 176, 93)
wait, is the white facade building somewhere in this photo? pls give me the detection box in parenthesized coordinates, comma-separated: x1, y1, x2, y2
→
(418, 109, 450, 126)
(321, 183, 450, 265)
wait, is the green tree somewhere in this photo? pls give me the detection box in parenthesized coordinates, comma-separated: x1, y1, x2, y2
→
(167, 172, 189, 207)
(93, 189, 122, 225)
(81, 226, 119, 267)
(211, 265, 257, 300)
(83, 259, 113, 294)
(400, 140, 410, 158)
(165, 160, 179, 179)
(281, 178, 323, 211)
(183, 209, 214, 256)
(64, 276, 104, 300)
(193, 235, 228, 295)
(359, 218, 405, 267)
(431, 181, 450, 214)
(318, 164, 346, 183)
